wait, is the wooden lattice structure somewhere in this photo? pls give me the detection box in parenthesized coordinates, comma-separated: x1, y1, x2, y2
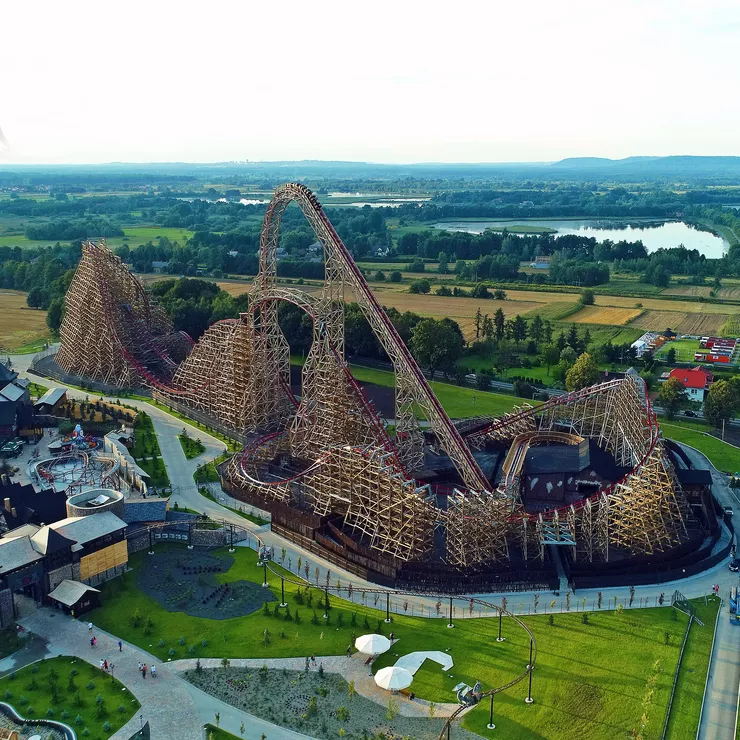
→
(58, 188, 691, 573)
(57, 239, 191, 387)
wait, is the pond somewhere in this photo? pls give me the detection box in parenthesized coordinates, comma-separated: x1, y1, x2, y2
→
(432, 219, 729, 258)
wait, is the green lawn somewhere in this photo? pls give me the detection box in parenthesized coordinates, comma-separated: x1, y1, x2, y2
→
(0, 655, 140, 740)
(179, 434, 206, 460)
(348, 364, 526, 418)
(28, 381, 49, 400)
(664, 597, 721, 740)
(137, 457, 171, 489)
(130, 413, 162, 459)
(104, 226, 194, 251)
(92, 545, 716, 740)
(655, 339, 700, 361)
(662, 422, 740, 472)
(204, 723, 240, 739)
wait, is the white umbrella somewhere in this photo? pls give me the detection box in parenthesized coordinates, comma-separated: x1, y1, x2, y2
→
(374, 666, 413, 691)
(354, 634, 391, 655)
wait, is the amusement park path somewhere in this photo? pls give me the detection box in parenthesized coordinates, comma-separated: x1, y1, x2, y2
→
(10, 352, 740, 739)
(10, 606, 314, 740)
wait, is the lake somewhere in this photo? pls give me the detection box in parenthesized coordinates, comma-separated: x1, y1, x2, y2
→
(432, 219, 728, 258)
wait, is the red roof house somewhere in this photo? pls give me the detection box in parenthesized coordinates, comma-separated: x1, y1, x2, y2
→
(668, 366, 713, 401)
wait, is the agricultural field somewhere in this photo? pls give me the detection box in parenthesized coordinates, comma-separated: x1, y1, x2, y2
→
(722, 315, 740, 336)
(570, 305, 643, 325)
(662, 285, 713, 298)
(718, 286, 740, 300)
(0, 290, 50, 352)
(523, 301, 581, 320)
(630, 310, 687, 331)
(676, 313, 729, 335)
(345, 290, 541, 340)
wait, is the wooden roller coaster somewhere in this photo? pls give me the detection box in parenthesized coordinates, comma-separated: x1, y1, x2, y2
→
(56, 185, 691, 577)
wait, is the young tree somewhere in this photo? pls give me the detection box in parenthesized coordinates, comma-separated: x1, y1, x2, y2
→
(373, 270, 386, 282)
(543, 320, 554, 345)
(556, 331, 567, 352)
(579, 288, 595, 305)
(474, 308, 483, 339)
(657, 377, 687, 419)
(565, 352, 600, 391)
(493, 308, 505, 342)
(530, 314, 544, 344)
(438, 251, 449, 274)
(408, 279, 431, 294)
(482, 314, 494, 340)
(512, 315, 528, 346)
(666, 347, 677, 364)
(567, 324, 579, 349)
(542, 344, 561, 373)
(560, 346, 577, 367)
(388, 270, 402, 283)
(493, 288, 507, 300)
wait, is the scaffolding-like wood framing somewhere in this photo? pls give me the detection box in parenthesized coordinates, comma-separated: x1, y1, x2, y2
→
(58, 189, 691, 573)
(57, 239, 191, 387)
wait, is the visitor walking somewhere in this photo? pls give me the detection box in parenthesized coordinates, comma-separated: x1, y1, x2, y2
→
(151, 665, 157, 679)
(118, 640, 123, 652)
(88, 622, 93, 633)
(311, 654, 316, 665)
(346, 645, 352, 658)
(104, 659, 108, 672)
(142, 663, 147, 679)
(99, 659, 104, 671)
(138, 662, 143, 673)
(90, 637, 95, 648)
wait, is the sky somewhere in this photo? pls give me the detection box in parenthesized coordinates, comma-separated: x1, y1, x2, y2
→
(2, 0, 739, 164)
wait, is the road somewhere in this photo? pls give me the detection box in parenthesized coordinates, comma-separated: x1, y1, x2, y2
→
(8, 351, 740, 738)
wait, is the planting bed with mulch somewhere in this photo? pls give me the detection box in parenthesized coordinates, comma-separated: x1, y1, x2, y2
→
(136, 550, 275, 620)
(186, 667, 480, 740)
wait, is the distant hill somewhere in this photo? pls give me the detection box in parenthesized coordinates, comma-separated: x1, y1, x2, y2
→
(551, 155, 740, 180)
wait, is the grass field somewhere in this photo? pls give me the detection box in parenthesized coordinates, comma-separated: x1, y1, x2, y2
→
(664, 598, 721, 740)
(722, 315, 740, 336)
(348, 364, 527, 418)
(103, 226, 194, 251)
(661, 422, 740, 472)
(0, 290, 50, 352)
(0, 655, 141, 739)
(92, 545, 718, 740)
(570, 305, 642, 325)
(655, 338, 700, 360)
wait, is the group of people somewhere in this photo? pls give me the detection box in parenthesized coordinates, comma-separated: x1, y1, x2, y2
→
(138, 661, 156, 679)
(87, 621, 156, 680)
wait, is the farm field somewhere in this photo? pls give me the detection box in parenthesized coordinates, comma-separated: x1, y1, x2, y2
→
(523, 301, 581, 320)
(722, 315, 740, 336)
(662, 285, 713, 297)
(570, 305, 642, 325)
(0, 290, 50, 352)
(104, 226, 194, 250)
(676, 313, 729, 335)
(344, 290, 541, 339)
(631, 310, 688, 331)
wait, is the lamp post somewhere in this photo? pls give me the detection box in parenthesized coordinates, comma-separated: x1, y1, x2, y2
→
(487, 692, 496, 730)
(280, 576, 287, 608)
(525, 638, 534, 704)
(447, 596, 454, 628)
(384, 592, 391, 623)
(262, 562, 268, 588)
(323, 588, 330, 619)
(496, 611, 505, 642)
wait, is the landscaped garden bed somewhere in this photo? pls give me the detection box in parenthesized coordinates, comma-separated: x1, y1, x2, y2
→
(179, 432, 205, 460)
(188, 666, 477, 740)
(0, 656, 140, 740)
(135, 548, 276, 620)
